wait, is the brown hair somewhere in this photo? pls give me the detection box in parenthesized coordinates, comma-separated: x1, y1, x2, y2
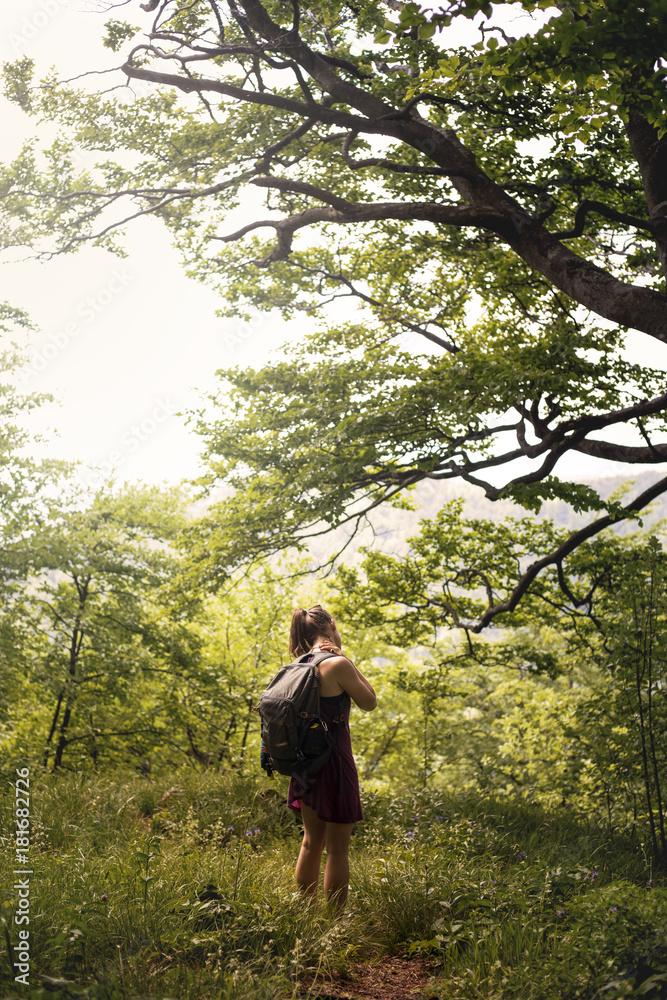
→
(289, 604, 335, 657)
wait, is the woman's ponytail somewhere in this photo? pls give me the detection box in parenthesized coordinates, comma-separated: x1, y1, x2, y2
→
(289, 604, 335, 657)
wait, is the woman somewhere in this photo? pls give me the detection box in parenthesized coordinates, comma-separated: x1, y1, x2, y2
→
(287, 604, 376, 908)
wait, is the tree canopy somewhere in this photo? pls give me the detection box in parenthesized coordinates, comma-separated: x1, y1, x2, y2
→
(2, 0, 667, 622)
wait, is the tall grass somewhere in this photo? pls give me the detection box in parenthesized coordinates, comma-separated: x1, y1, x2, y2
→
(1, 768, 666, 999)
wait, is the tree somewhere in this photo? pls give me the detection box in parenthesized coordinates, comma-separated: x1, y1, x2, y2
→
(2, 1, 667, 618)
(165, 563, 300, 769)
(0, 324, 70, 579)
(0, 335, 74, 732)
(577, 536, 667, 863)
(0, 482, 202, 772)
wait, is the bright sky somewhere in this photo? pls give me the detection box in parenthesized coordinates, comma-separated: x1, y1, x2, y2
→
(1, 0, 301, 490)
(0, 0, 665, 494)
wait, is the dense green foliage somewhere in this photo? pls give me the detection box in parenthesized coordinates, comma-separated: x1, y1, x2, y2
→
(9, 485, 203, 772)
(1, 0, 666, 615)
(4, 503, 666, 862)
(2, 452, 665, 996)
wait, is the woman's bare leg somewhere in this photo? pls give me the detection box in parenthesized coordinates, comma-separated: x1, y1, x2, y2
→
(295, 804, 326, 897)
(323, 822, 354, 908)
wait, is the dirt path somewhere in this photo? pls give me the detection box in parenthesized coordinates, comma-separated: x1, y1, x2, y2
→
(301, 955, 438, 1000)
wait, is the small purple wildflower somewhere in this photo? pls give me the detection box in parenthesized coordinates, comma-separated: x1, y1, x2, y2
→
(100, 893, 108, 902)
(557, 909, 565, 916)
(480, 882, 486, 886)
(610, 906, 618, 912)
(227, 825, 234, 831)
(591, 871, 599, 879)
(647, 880, 656, 889)
(245, 829, 253, 837)
(435, 815, 443, 820)
(517, 852, 527, 860)
(254, 827, 260, 834)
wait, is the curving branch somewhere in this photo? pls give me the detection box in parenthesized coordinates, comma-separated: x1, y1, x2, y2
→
(255, 115, 321, 171)
(287, 259, 461, 353)
(211, 197, 505, 263)
(451, 474, 667, 633)
(636, 416, 666, 460)
(573, 438, 667, 463)
(7, 1, 666, 340)
(121, 57, 393, 133)
(553, 199, 656, 239)
(21, 9, 667, 343)
(332, 389, 667, 501)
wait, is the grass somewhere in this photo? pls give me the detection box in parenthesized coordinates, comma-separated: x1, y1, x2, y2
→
(1, 768, 666, 999)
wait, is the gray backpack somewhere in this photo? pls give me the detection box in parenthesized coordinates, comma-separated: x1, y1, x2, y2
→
(257, 650, 347, 791)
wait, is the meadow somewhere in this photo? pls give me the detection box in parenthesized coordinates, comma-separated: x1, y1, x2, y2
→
(2, 767, 666, 1000)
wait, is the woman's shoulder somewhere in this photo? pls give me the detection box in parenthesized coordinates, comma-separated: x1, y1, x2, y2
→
(317, 653, 349, 696)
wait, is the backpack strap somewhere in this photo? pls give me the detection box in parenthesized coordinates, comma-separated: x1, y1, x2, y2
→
(295, 649, 338, 667)
(294, 650, 336, 660)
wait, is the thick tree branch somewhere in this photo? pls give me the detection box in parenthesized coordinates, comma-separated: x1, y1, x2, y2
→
(117, 53, 667, 341)
(574, 439, 667, 463)
(250, 174, 361, 211)
(340, 131, 466, 177)
(232, 3, 667, 338)
(237, 0, 393, 119)
(121, 59, 398, 135)
(534, 390, 667, 453)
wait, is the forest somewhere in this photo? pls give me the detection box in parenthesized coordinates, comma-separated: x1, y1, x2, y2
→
(1, 1, 667, 997)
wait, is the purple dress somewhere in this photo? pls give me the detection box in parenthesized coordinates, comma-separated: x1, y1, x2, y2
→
(287, 692, 363, 824)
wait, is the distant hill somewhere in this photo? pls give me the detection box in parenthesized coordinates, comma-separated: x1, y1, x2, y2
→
(305, 470, 667, 565)
(189, 471, 667, 567)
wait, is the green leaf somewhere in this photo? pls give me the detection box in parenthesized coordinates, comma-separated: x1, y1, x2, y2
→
(418, 22, 436, 40)
(103, 20, 140, 52)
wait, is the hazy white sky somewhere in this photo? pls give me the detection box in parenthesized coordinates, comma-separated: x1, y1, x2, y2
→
(1, 0, 665, 494)
(1, 0, 304, 490)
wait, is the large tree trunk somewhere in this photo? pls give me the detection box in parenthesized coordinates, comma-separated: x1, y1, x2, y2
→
(626, 112, 667, 283)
